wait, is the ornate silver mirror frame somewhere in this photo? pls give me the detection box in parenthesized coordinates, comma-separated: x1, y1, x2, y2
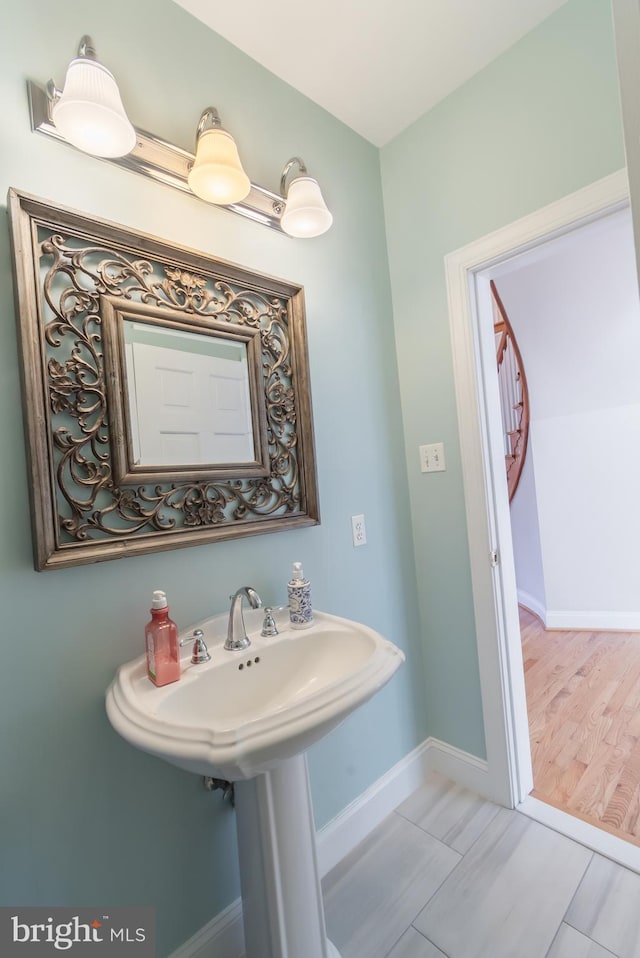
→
(8, 189, 320, 570)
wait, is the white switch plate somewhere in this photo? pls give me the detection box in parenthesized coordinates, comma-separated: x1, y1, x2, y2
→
(419, 442, 446, 473)
(351, 514, 367, 546)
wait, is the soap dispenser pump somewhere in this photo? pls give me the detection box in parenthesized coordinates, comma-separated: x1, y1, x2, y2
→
(145, 590, 181, 687)
(287, 561, 313, 629)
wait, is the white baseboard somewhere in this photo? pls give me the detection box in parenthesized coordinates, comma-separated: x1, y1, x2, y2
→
(169, 737, 487, 958)
(423, 736, 490, 800)
(517, 590, 547, 625)
(516, 590, 640, 631)
(315, 738, 432, 875)
(169, 898, 244, 958)
(545, 610, 640, 630)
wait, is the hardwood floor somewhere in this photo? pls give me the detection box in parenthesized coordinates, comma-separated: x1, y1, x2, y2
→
(521, 606, 640, 845)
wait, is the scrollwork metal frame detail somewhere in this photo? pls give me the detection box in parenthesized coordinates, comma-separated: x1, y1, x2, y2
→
(8, 189, 319, 570)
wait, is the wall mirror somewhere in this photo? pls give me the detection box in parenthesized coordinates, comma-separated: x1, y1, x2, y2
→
(8, 189, 319, 570)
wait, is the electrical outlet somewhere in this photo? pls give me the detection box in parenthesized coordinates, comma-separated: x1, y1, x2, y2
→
(351, 514, 367, 546)
(419, 442, 446, 473)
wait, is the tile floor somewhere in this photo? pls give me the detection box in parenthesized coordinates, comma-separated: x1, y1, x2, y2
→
(322, 773, 640, 958)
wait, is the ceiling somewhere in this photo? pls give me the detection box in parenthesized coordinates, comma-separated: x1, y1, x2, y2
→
(173, 0, 567, 146)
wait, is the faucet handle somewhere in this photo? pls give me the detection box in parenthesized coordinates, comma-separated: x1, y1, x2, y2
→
(180, 629, 211, 664)
(261, 606, 287, 637)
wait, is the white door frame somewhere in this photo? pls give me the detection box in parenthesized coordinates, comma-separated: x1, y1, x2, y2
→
(444, 169, 630, 809)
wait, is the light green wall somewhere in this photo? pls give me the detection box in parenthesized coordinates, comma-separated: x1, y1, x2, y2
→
(0, 2, 424, 954)
(0, 0, 629, 953)
(380, 0, 626, 757)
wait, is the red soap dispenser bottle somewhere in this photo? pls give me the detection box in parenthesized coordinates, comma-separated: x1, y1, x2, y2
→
(145, 590, 181, 687)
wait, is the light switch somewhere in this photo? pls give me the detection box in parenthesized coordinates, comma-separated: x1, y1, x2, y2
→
(419, 442, 446, 473)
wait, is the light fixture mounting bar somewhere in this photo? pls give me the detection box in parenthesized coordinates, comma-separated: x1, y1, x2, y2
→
(27, 81, 286, 233)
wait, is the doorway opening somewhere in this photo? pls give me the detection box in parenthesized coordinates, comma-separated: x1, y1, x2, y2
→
(486, 205, 640, 846)
(445, 169, 640, 870)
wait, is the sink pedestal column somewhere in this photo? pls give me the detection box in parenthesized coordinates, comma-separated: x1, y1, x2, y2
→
(234, 753, 341, 958)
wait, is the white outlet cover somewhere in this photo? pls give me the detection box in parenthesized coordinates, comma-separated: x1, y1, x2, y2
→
(351, 514, 367, 546)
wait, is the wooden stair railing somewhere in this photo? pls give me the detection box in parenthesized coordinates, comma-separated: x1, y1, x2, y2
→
(491, 280, 529, 502)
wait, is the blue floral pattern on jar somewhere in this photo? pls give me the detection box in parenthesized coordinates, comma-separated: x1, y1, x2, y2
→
(288, 582, 313, 628)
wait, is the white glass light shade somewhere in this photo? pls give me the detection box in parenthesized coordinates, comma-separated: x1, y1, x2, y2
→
(281, 176, 333, 238)
(187, 129, 251, 205)
(52, 58, 136, 158)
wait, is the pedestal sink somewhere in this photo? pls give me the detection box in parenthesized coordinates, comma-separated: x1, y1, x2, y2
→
(106, 608, 404, 958)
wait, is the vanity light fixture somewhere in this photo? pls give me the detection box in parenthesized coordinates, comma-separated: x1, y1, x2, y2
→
(47, 35, 136, 159)
(279, 157, 333, 238)
(27, 35, 333, 237)
(187, 107, 250, 205)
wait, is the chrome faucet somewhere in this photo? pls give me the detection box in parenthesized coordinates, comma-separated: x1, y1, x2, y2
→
(225, 586, 263, 651)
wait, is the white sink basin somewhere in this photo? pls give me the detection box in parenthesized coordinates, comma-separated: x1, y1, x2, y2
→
(106, 609, 404, 780)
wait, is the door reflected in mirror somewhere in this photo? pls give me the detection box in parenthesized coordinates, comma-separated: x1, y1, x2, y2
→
(123, 321, 255, 467)
(102, 295, 269, 486)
